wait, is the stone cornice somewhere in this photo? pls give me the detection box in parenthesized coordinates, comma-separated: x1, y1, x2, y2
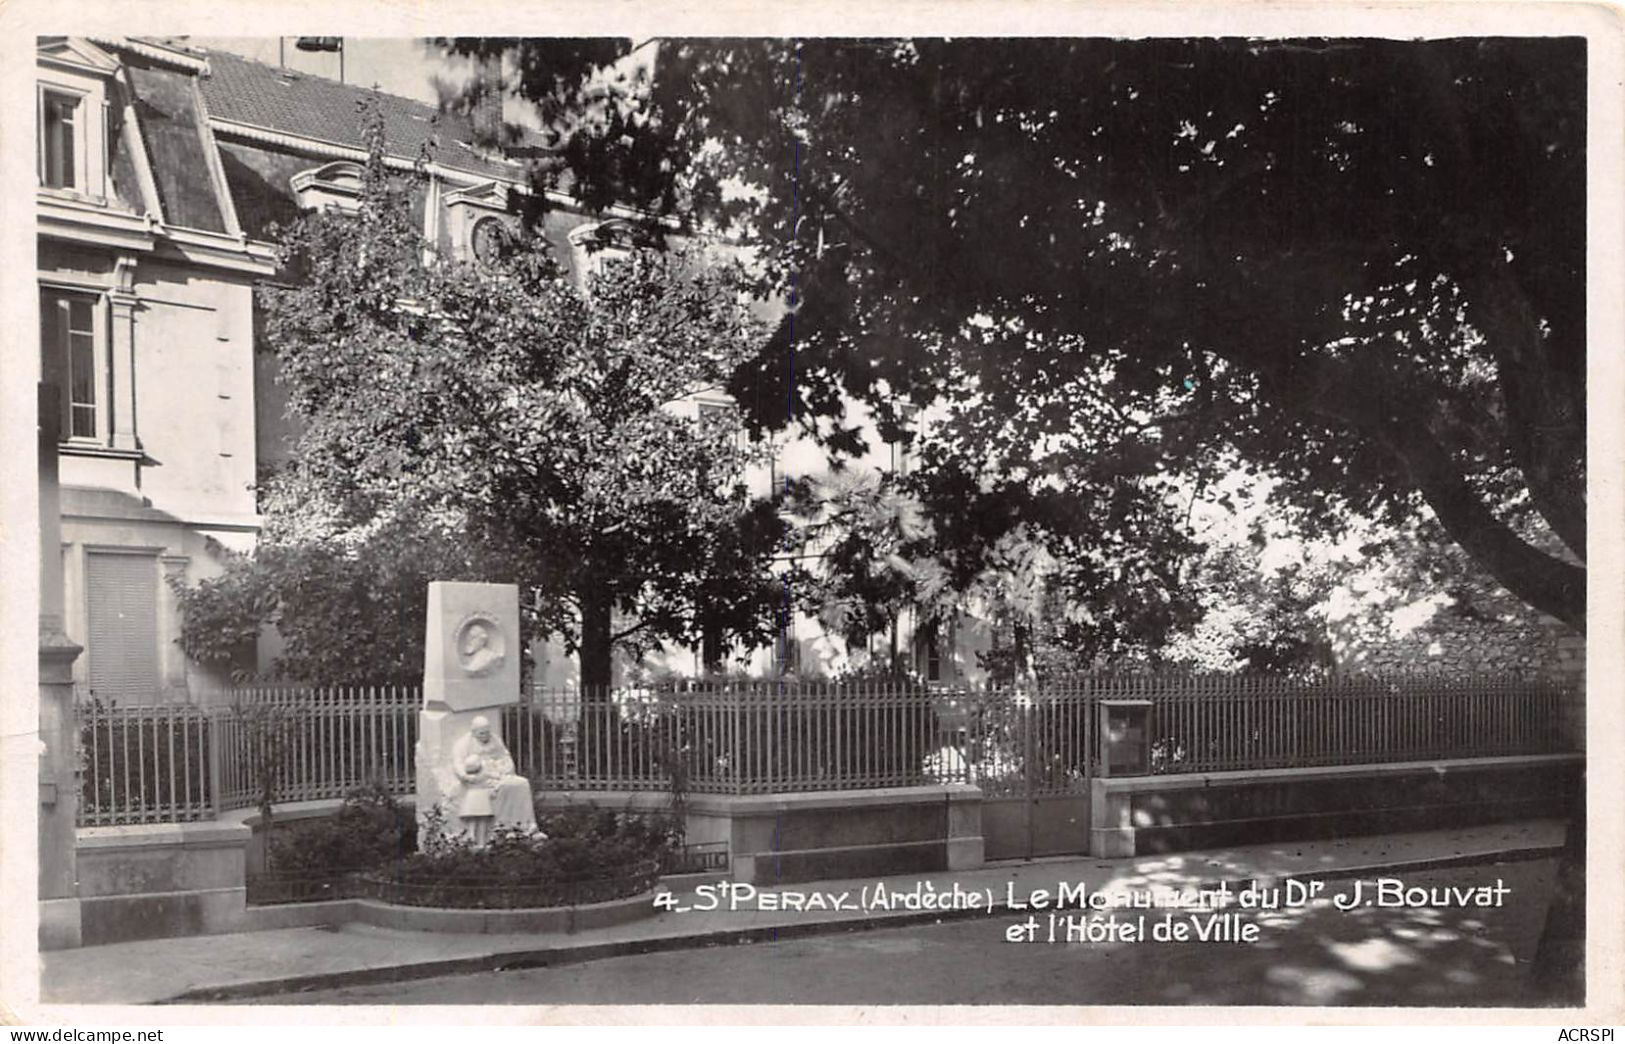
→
(37, 197, 158, 253)
(156, 226, 277, 276)
(40, 198, 276, 275)
(87, 37, 211, 74)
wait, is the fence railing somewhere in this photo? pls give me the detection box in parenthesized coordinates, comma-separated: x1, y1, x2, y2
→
(75, 685, 419, 827)
(1137, 673, 1571, 773)
(74, 673, 1575, 827)
(75, 692, 215, 827)
(507, 682, 946, 795)
(213, 686, 420, 813)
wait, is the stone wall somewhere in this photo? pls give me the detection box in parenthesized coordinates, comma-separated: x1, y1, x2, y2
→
(1333, 596, 1577, 680)
(1333, 600, 1584, 750)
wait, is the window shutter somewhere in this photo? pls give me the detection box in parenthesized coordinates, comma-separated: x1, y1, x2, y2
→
(86, 552, 160, 703)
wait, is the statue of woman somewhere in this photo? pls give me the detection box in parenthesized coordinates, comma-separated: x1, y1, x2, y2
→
(446, 715, 538, 843)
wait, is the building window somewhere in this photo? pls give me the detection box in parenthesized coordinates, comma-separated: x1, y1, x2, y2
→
(40, 89, 83, 190)
(697, 400, 739, 447)
(40, 289, 102, 441)
(594, 250, 631, 278)
(919, 620, 944, 683)
(569, 218, 656, 289)
(774, 615, 801, 676)
(85, 551, 160, 702)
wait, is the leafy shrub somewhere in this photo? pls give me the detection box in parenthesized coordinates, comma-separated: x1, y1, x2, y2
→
(365, 804, 675, 909)
(534, 805, 684, 859)
(266, 781, 416, 876)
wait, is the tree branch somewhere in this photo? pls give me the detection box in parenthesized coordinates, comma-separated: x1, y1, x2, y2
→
(610, 618, 659, 644)
(1304, 373, 1584, 631)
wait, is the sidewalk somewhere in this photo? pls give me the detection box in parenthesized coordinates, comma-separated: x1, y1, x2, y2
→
(39, 818, 1567, 1006)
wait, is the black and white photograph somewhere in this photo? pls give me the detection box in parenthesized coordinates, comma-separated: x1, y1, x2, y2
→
(3, 0, 1621, 1027)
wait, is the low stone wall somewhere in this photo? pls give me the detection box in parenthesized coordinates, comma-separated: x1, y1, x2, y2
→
(538, 784, 986, 885)
(1089, 753, 1583, 858)
(76, 785, 981, 944)
(76, 821, 252, 946)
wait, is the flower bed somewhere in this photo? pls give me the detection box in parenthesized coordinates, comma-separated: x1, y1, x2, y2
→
(247, 786, 681, 909)
(368, 809, 673, 909)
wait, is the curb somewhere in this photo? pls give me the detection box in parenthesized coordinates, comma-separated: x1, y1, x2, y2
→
(162, 843, 1565, 1004)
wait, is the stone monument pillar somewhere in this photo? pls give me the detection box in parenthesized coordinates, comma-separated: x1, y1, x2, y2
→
(415, 581, 528, 848)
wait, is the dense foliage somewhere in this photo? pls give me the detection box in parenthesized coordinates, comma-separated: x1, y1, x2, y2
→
(175, 532, 475, 685)
(179, 101, 787, 687)
(369, 806, 676, 908)
(266, 782, 418, 877)
(450, 37, 1585, 634)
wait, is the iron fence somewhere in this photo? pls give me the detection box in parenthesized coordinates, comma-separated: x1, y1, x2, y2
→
(74, 673, 1575, 827)
(75, 690, 214, 826)
(213, 685, 419, 812)
(74, 684, 419, 827)
(1137, 672, 1571, 772)
(508, 682, 943, 795)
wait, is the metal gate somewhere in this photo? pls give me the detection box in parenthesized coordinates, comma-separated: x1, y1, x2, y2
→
(957, 690, 1094, 861)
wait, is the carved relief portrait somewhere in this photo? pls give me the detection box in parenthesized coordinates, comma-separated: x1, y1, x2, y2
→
(454, 613, 505, 677)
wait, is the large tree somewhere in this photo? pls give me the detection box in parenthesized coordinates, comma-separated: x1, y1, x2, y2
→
(448, 36, 1586, 633)
(208, 106, 784, 691)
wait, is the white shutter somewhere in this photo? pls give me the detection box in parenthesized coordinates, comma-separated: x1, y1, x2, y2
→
(86, 552, 160, 702)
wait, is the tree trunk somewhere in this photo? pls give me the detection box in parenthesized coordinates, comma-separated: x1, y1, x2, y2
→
(1013, 618, 1035, 681)
(579, 585, 614, 699)
(701, 611, 725, 676)
(1528, 767, 1585, 1004)
(1471, 264, 1587, 561)
(575, 585, 614, 779)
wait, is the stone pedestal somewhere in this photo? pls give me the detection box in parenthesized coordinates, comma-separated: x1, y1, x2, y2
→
(414, 582, 522, 847)
(40, 630, 84, 950)
(39, 384, 84, 949)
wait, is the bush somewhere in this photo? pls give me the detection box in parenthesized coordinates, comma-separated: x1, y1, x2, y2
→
(534, 805, 684, 861)
(364, 804, 674, 909)
(266, 781, 416, 876)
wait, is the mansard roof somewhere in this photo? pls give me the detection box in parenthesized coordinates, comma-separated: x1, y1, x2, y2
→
(198, 49, 540, 185)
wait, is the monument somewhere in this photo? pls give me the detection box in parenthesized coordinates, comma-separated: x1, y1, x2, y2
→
(416, 581, 538, 847)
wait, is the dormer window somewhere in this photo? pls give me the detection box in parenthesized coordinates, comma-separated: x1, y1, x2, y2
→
(443, 180, 517, 264)
(290, 161, 365, 213)
(567, 219, 658, 287)
(36, 38, 117, 201)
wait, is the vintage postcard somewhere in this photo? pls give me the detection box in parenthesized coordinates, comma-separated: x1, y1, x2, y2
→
(1, 0, 1620, 1030)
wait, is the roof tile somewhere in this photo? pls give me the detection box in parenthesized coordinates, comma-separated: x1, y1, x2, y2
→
(198, 49, 536, 184)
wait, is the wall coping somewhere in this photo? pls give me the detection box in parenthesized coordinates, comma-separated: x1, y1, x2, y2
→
(77, 820, 251, 849)
(543, 784, 983, 815)
(1092, 752, 1583, 795)
(219, 796, 417, 832)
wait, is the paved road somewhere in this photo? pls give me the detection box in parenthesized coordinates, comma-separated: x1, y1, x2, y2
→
(262, 858, 1555, 1007)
